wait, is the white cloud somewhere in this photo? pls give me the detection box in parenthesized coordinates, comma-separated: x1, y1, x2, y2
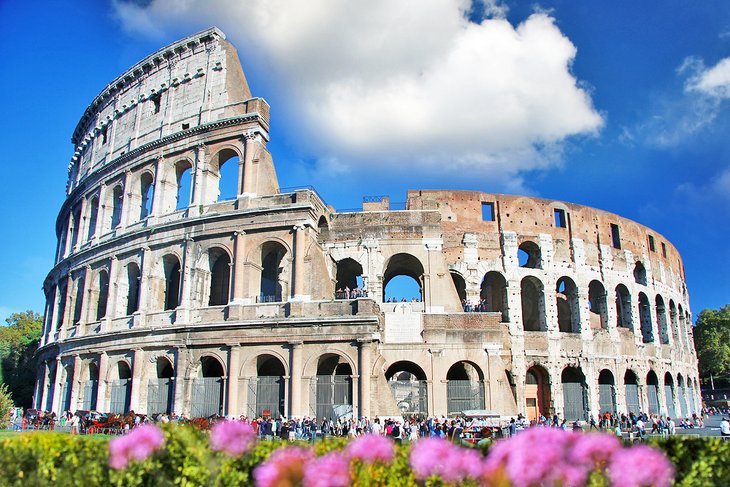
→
(686, 57, 730, 99)
(112, 0, 602, 182)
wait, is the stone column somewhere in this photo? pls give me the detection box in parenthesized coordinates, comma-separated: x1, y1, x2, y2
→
(136, 247, 150, 326)
(231, 231, 248, 303)
(289, 341, 303, 418)
(174, 347, 188, 416)
(129, 349, 145, 413)
(190, 144, 206, 208)
(351, 374, 360, 419)
(241, 132, 261, 196)
(105, 257, 119, 325)
(70, 355, 82, 412)
(51, 356, 63, 415)
(97, 352, 109, 412)
(291, 224, 309, 301)
(358, 339, 374, 418)
(227, 345, 241, 417)
(177, 238, 194, 323)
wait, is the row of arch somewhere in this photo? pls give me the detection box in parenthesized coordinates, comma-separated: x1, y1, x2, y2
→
(58, 147, 245, 262)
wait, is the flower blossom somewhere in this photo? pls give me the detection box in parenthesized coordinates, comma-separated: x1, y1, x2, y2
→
(108, 424, 165, 470)
(409, 437, 482, 482)
(210, 420, 257, 456)
(254, 446, 314, 487)
(607, 445, 675, 487)
(345, 434, 395, 464)
(303, 452, 351, 487)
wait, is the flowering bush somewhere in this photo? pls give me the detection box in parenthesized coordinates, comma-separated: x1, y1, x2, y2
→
(210, 420, 257, 456)
(0, 425, 727, 486)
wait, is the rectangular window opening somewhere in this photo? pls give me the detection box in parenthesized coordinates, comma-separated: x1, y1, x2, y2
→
(648, 235, 655, 252)
(101, 126, 108, 145)
(481, 202, 495, 221)
(182, 123, 190, 130)
(661, 242, 667, 258)
(151, 94, 161, 114)
(610, 223, 621, 249)
(554, 208, 566, 228)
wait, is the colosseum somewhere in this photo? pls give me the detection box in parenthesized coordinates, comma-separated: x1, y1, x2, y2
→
(34, 28, 701, 423)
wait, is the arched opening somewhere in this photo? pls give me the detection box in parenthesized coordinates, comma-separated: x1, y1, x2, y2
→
(317, 216, 329, 241)
(82, 362, 99, 411)
(677, 374, 688, 418)
(335, 258, 365, 299)
(451, 272, 466, 304)
(55, 279, 67, 332)
(148, 357, 174, 415)
(633, 262, 647, 286)
(598, 370, 616, 415)
(163, 254, 181, 311)
(126, 263, 141, 315)
(72, 277, 85, 325)
(646, 371, 660, 415)
(191, 356, 225, 418)
(109, 361, 132, 414)
(87, 196, 99, 239)
(213, 149, 240, 202)
(521, 276, 545, 331)
(139, 172, 155, 220)
(561, 367, 588, 421)
(385, 361, 428, 416)
(175, 162, 193, 211)
(664, 372, 676, 418)
(655, 295, 669, 344)
(556, 277, 579, 333)
(525, 365, 550, 422)
(95, 270, 109, 321)
(383, 253, 424, 302)
(669, 300, 680, 344)
(480, 271, 508, 320)
(588, 280, 608, 330)
(624, 370, 640, 414)
(208, 249, 231, 306)
(615, 284, 632, 330)
(638, 292, 653, 343)
(251, 355, 286, 419)
(110, 185, 124, 229)
(70, 205, 82, 249)
(61, 365, 74, 412)
(446, 361, 485, 415)
(44, 363, 57, 412)
(314, 354, 353, 420)
(518, 241, 541, 268)
(678, 304, 686, 345)
(259, 242, 287, 302)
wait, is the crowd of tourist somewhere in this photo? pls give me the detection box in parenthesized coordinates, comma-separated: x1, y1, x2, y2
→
(7, 406, 729, 439)
(334, 287, 368, 299)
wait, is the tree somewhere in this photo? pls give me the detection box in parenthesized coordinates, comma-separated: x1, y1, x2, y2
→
(693, 304, 730, 385)
(0, 311, 43, 407)
(0, 384, 12, 428)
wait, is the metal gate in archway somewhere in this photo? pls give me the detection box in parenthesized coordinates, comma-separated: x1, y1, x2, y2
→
(625, 384, 640, 414)
(388, 380, 428, 416)
(82, 380, 98, 410)
(147, 378, 174, 414)
(678, 386, 688, 418)
(311, 375, 353, 420)
(563, 382, 588, 421)
(191, 377, 223, 418)
(61, 380, 72, 412)
(247, 376, 284, 418)
(598, 384, 616, 415)
(447, 380, 484, 415)
(664, 385, 676, 418)
(647, 384, 660, 415)
(109, 378, 132, 414)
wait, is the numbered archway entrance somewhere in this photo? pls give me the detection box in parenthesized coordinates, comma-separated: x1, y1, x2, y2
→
(446, 361, 484, 415)
(561, 367, 588, 421)
(525, 365, 550, 422)
(624, 370, 640, 415)
(598, 370, 616, 415)
(148, 358, 174, 415)
(312, 354, 353, 420)
(109, 361, 132, 414)
(385, 361, 428, 417)
(191, 357, 224, 418)
(646, 371, 660, 415)
(248, 355, 285, 419)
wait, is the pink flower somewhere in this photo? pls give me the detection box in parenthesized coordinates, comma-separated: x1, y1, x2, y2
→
(345, 434, 395, 464)
(108, 424, 165, 470)
(210, 420, 257, 456)
(570, 433, 621, 467)
(303, 452, 351, 487)
(254, 446, 314, 487)
(607, 445, 675, 487)
(409, 437, 479, 482)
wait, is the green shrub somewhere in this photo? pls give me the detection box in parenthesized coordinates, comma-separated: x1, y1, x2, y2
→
(0, 384, 13, 429)
(0, 427, 728, 487)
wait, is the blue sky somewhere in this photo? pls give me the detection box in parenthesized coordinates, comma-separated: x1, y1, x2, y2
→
(1, 0, 729, 319)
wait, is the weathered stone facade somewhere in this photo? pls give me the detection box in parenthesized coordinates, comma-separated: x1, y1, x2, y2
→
(35, 28, 700, 422)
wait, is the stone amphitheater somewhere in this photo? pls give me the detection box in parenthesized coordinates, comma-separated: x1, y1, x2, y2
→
(34, 28, 700, 422)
